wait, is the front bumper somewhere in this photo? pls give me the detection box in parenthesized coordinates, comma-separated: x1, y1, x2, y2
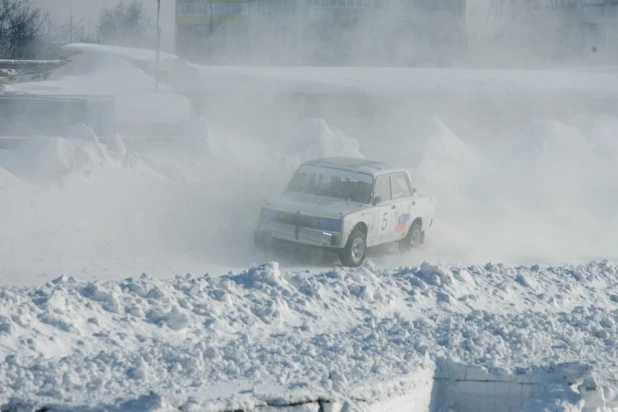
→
(255, 221, 343, 249)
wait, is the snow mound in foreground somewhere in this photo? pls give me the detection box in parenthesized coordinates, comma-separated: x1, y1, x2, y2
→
(292, 117, 363, 162)
(1, 261, 617, 410)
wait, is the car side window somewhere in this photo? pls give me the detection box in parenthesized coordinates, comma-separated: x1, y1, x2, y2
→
(374, 176, 392, 202)
(391, 173, 412, 200)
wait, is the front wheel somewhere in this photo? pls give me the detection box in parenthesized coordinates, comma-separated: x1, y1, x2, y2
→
(254, 229, 270, 251)
(340, 230, 366, 267)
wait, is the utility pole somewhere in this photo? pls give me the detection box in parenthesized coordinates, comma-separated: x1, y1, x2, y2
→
(69, 0, 73, 43)
(155, 0, 161, 92)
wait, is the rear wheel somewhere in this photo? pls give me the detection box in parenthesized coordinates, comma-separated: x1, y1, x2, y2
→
(399, 221, 423, 253)
(340, 230, 366, 267)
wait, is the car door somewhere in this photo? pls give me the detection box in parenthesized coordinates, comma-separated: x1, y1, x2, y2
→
(370, 175, 399, 245)
(390, 173, 420, 239)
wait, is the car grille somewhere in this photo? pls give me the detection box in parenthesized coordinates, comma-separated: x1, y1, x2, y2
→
(277, 211, 320, 229)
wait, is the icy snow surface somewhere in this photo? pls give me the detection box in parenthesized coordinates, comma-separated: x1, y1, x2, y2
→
(1, 261, 618, 411)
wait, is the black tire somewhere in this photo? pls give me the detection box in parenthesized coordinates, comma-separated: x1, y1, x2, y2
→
(340, 230, 367, 268)
(399, 221, 423, 253)
(254, 230, 271, 251)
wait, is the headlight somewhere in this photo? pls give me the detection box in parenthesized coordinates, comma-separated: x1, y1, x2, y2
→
(260, 208, 279, 221)
(317, 218, 342, 232)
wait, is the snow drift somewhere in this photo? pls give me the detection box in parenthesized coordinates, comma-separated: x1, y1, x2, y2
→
(11, 50, 193, 128)
(0, 124, 110, 182)
(291, 117, 363, 162)
(373, 113, 618, 267)
(2, 111, 618, 279)
(0, 118, 362, 285)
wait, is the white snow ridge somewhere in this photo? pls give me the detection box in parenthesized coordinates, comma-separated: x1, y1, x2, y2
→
(292, 117, 364, 162)
(1, 261, 618, 411)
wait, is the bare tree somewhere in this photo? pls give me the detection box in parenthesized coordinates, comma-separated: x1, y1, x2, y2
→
(98, 0, 151, 47)
(0, 0, 49, 59)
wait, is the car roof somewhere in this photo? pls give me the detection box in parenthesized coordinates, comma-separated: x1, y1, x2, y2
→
(302, 157, 406, 177)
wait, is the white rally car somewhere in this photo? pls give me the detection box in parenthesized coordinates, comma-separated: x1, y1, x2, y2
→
(254, 157, 437, 267)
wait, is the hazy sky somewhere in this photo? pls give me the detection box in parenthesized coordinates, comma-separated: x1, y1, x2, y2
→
(35, 0, 176, 50)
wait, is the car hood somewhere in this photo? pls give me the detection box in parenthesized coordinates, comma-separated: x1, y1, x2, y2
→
(265, 192, 368, 219)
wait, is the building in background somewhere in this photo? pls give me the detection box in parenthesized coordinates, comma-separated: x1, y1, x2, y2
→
(175, 0, 467, 66)
(465, 0, 618, 68)
(575, 0, 618, 59)
(176, 0, 259, 62)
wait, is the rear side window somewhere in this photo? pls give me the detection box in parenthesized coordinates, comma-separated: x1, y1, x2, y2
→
(391, 173, 412, 199)
(374, 176, 392, 202)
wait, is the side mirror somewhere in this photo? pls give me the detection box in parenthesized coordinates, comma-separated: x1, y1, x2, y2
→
(373, 196, 382, 206)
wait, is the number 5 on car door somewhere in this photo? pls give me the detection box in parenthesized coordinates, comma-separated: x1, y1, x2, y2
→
(372, 175, 394, 242)
(379, 208, 391, 233)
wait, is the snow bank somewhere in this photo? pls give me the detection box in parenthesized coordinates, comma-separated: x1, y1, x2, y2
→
(0, 124, 110, 182)
(567, 113, 618, 162)
(11, 50, 193, 130)
(47, 51, 133, 78)
(0, 117, 361, 284)
(508, 120, 593, 163)
(13, 60, 155, 97)
(502, 119, 600, 192)
(1, 261, 618, 410)
(380, 114, 618, 267)
(412, 116, 480, 189)
(169, 65, 618, 99)
(0, 126, 265, 282)
(60, 43, 182, 65)
(291, 117, 363, 162)
(1, 110, 618, 278)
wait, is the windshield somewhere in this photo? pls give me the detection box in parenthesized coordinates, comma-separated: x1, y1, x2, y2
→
(286, 165, 373, 204)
